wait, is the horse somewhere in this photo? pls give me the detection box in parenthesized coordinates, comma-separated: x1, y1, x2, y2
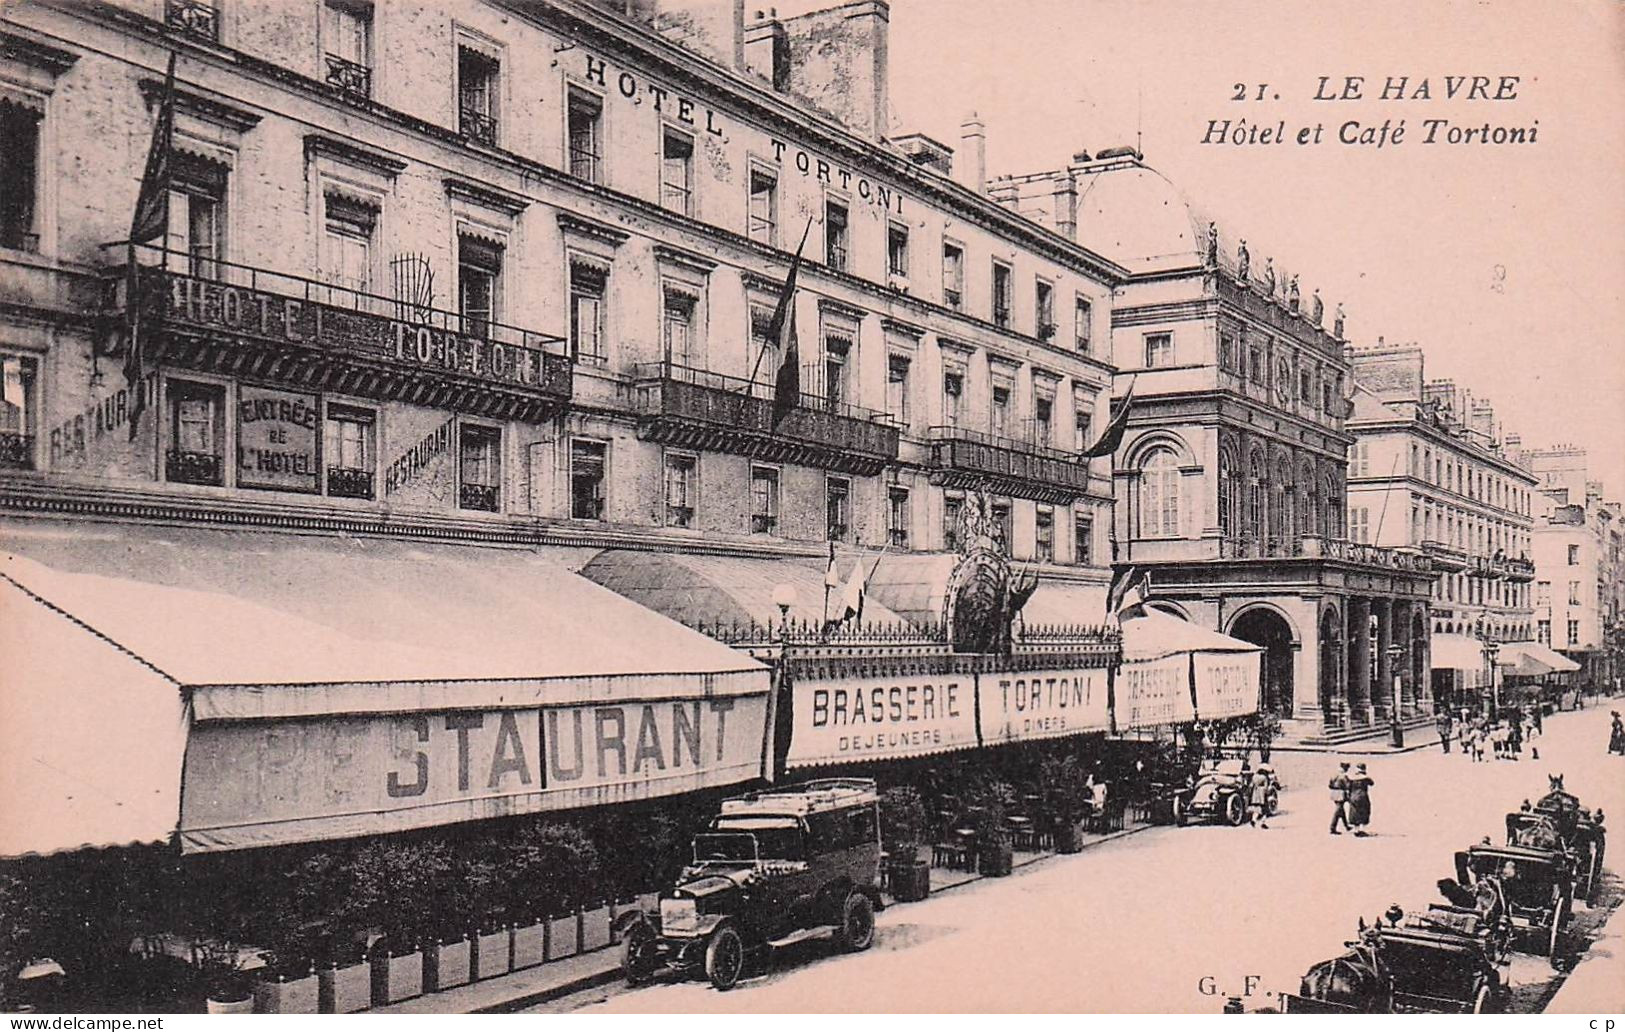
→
(1296, 934, 1391, 1013)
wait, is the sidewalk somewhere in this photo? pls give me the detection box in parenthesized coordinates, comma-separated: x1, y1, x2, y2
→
(1545, 895, 1625, 1014)
(372, 821, 1156, 1014)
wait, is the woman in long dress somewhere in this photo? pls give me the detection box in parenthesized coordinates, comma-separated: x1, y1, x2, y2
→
(1346, 763, 1374, 836)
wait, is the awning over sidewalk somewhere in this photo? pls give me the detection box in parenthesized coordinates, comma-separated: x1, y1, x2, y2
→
(1118, 610, 1262, 725)
(1497, 641, 1581, 676)
(1430, 633, 1488, 672)
(579, 548, 911, 629)
(2, 523, 770, 853)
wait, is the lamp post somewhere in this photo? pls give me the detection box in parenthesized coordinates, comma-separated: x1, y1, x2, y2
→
(1386, 642, 1406, 747)
(1481, 637, 1501, 720)
(767, 583, 797, 783)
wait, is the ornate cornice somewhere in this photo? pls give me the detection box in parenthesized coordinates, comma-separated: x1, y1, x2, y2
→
(0, 29, 79, 75)
(444, 176, 529, 217)
(816, 296, 868, 321)
(557, 210, 631, 246)
(304, 134, 407, 176)
(652, 243, 718, 274)
(880, 316, 926, 339)
(138, 77, 261, 132)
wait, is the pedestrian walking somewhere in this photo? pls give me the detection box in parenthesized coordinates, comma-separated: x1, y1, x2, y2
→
(1608, 711, 1624, 756)
(1328, 761, 1351, 834)
(1472, 723, 1487, 762)
(1532, 703, 1543, 736)
(1508, 718, 1523, 760)
(1247, 765, 1272, 829)
(1347, 762, 1375, 836)
(1436, 712, 1454, 754)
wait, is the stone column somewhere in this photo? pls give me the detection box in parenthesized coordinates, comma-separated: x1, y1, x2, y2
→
(1349, 597, 1372, 724)
(1375, 598, 1394, 720)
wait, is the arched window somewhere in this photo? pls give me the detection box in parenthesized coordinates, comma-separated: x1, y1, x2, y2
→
(1246, 447, 1266, 552)
(1139, 449, 1181, 538)
(1300, 460, 1318, 537)
(1275, 457, 1295, 555)
(1218, 447, 1238, 537)
(1322, 473, 1341, 537)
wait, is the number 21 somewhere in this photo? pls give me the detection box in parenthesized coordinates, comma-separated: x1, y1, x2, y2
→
(1231, 83, 1269, 101)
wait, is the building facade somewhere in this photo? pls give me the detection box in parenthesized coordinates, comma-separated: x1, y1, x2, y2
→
(984, 152, 1438, 731)
(1345, 343, 1537, 711)
(0, 0, 1123, 611)
(1527, 445, 1624, 689)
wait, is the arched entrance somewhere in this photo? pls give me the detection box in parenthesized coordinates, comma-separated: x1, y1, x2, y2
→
(1230, 607, 1296, 717)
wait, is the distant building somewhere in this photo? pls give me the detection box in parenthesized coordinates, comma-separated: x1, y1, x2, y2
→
(989, 152, 1438, 732)
(1527, 446, 1624, 688)
(1345, 343, 1537, 713)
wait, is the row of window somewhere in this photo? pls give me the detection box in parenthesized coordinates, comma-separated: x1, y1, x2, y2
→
(1406, 496, 1527, 556)
(1216, 330, 1344, 417)
(1535, 579, 1588, 606)
(1439, 572, 1527, 609)
(1535, 619, 1584, 648)
(1211, 448, 1343, 544)
(1405, 440, 1532, 516)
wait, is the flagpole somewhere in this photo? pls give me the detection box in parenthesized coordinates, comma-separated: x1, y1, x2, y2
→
(744, 216, 813, 394)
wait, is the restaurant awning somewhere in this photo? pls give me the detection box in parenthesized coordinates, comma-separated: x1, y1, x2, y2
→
(579, 547, 912, 629)
(1497, 641, 1581, 676)
(2, 522, 771, 853)
(1430, 633, 1488, 672)
(1118, 610, 1262, 726)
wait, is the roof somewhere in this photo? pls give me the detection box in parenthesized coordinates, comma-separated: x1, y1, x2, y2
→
(720, 778, 878, 817)
(1073, 161, 1206, 274)
(1120, 608, 1262, 662)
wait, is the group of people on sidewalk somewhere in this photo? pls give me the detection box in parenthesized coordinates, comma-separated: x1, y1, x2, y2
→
(1434, 705, 1542, 762)
(1328, 761, 1374, 836)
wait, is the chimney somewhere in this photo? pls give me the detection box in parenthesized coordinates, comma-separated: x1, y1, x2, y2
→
(744, 8, 789, 89)
(780, 0, 891, 142)
(1052, 175, 1078, 240)
(958, 111, 986, 192)
(654, 0, 746, 70)
(893, 132, 953, 175)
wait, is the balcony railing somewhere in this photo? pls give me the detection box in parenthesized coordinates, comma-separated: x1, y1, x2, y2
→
(943, 288, 962, 310)
(165, 0, 219, 42)
(166, 450, 223, 486)
(325, 54, 372, 100)
(633, 361, 900, 475)
(926, 425, 1093, 503)
(326, 467, 374, 500)
(1301, 535, 1433, 574)
(1501, 555, 1536, 582)
(0, 432, 34, 470)
(459, 483, 499, 512)
(1421, 539, 1470, 572)
(105, 242, 570, 421)
(459, 107, 498, 146)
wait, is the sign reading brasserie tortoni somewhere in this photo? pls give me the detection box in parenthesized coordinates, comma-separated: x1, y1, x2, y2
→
(237, 385, 319, 492)
(158, 271, 556, 389)
(789, 674, 976, 767)
(980, 667, 1110, 745)
(179, 696, 769, 850)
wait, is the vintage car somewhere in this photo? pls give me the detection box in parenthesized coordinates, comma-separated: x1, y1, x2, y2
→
(1455, 841, 1574, 962)
(1172, 758, 1277, 827)
(615, 778, 885, 990)
(1506, 779, 1607, 903)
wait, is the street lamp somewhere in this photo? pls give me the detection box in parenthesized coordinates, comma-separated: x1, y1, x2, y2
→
(1481, 637, 1501, 719)
(1386, 643, 1406, 747)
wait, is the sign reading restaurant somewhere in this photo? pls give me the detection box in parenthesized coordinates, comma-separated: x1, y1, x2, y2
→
(179, 696, 769, 851)
(157, 270, 558, 389)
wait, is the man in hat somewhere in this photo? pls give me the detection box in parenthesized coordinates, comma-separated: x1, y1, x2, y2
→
(1347, 762, 1375, 836)
(1328, 761, 1352, 834)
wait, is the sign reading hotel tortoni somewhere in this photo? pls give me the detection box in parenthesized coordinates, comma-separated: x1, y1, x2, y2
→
(158, 272, 557, 389)
(580, 54, 906, 215)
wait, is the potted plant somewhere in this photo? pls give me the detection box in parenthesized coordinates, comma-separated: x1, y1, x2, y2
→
(1039, 756, 1090, 854)
(351, 840, 448, 1006)
(197, 940, 254, 1014)
(880, 786, 931, 901)
(962, 780, 1014, 877)
(501, 822, 601, 963)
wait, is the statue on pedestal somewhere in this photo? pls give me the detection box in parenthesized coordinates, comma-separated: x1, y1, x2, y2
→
(1263, 257, 1276, 296)
(1289, 274, 1301, 313)
(1333, 303, 1346, 339)
(1237, 239, 1250, 282)
(1311, 289, 1324, 327)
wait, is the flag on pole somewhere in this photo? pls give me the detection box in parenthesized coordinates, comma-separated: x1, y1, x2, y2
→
(831, 547, 887, 627)
(768, 219, 813, 431)
(1079, 376, 1136, 459)
(821, 541, 842, 625)
(1105, 564, 1149, 622)
(125, 51, 179, 439)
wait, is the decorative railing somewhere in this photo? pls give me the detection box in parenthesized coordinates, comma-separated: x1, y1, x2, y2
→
(165, 0, 219, 42)
(1302, 535, 1433, 574)
(0, 432, 34, 470)
(325, 54, 372, 100)
(166, 450, 222, 486)
(105, 243, 571, 417)
(458, 483, 499, 512)
(695, 615, 1120, 650)
(326, 467, 374, 500)
(1421, 539, 1469, 571)
(634, 361, 900, 469)
(927, 425, 1093, 500)
(459, 107, 498, 146)
(1500, 555, 1536, 582)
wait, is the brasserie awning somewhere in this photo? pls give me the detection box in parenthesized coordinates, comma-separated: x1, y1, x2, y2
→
(2, 522, 770, 854)
(1118, 610, 1262, 726)
(1430, 633, 1489, 672)
(1497, 641, 1581, 676)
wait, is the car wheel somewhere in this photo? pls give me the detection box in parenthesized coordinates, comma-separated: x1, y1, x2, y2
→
(1172, 796, 1188, 826)
(705, 925, 745, 991)
(1264, 791, 1279, 817)
(1225, 793, 1246, 827)
(621, 926, 656, 986)
(837, 892, 875, 952)
(1471, 984, 1496, 1014)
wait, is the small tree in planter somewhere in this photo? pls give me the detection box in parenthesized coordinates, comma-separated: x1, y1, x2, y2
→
(1037, 755, 1090, 854)
(879, 786, 931, 901)
(350, 839, 452, 1005)
(959, 778, 1014, 876)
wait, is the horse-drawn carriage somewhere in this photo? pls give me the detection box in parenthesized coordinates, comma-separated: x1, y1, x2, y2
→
(1505, 779, 1606, 904)
(1454, 842, 1573, 961)
(1281, 892, 1510, 1014)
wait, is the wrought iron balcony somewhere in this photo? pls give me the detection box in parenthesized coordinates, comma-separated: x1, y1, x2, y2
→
(103, 242, 570, 424)
(0, 432, 34, 470)
(1300, 535, 1434, 575)
(325, 54, 372, 100)
(459, 482, 499, 512)
(926, 425, 1093, 504)
(633, 361, 900, 477)
(165, 0, 219, 42)
(459, 107, 498, 146)
(1501, 554, 1536, 582)
(326, 466, 374, 500)
(166, 450, 223, 486)
(1421, 539, 1469, 572)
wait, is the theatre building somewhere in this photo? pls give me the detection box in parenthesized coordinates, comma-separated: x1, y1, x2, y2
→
(985, 151, 1438, 736)
(1344, 343, 1538, 712)
(0, 0, 1127, 861)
